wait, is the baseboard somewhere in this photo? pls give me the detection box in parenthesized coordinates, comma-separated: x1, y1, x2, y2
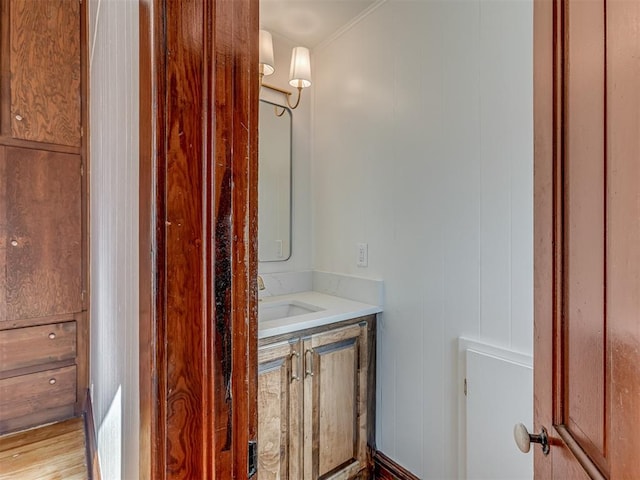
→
(373, 451, 420, 480)
(82, 390, 101, 480)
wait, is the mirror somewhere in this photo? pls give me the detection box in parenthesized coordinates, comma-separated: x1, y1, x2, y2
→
(258, 99, 292, 261)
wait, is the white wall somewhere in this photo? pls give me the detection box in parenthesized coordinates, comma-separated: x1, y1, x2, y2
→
(259, 33, 313, 274)
(88, 1, 139, 478)
(312, 0, 533, 477)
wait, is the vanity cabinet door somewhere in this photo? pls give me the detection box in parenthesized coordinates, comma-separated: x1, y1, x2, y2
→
(258, 339, 303, 480)
(303, 323, 368, 480)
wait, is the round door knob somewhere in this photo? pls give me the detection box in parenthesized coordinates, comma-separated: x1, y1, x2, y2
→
(49, 378, 57, 385)
(514, 423, 550, 455)
(48, 333, 56, 340)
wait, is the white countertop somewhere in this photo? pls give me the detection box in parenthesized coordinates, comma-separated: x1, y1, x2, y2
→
(258, 291, 382, 339)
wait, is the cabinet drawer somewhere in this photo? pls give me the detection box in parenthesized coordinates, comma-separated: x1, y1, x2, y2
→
(0, 365, 76, 421)
(0, 322, 76, 372)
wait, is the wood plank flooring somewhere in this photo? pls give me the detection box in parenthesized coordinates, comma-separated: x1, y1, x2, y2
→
(0, 417, 88, 480)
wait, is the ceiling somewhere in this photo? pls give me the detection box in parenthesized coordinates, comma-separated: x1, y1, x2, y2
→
(260, 0, 376, 49)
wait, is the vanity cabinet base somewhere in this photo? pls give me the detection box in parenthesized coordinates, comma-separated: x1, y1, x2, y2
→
(258, 315, 376, 480)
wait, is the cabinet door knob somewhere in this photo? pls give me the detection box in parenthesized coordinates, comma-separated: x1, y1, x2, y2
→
(10, 240, 18, 247)
(514, 423, 550, 455)
(49, 378, 57, 385)
(15, 114, 23, 121)
(48, 333, 56, 340)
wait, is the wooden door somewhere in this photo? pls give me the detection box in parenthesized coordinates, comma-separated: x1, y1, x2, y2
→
(139, 0, 259, 478)
(303, 323, 368, 480)
(258, 340, 303, 480)
(534, 0, 640, 477)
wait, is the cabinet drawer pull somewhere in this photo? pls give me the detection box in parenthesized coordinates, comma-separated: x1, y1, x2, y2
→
(305, 349, 314, 377)
(290, 351, 300, 382)
(48, 333, 56, 340)
(49, 378, 57, 385)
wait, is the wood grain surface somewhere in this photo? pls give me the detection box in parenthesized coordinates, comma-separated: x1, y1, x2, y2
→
(0, 147, 6, 322)
(139, 0, 259, 478)
(564, 0, 607, 469)
(258, 316, 375, 479)
(2, 147, 82, 321)
(257, 341, 300, 480)
(0, 1, 10, 136)
(0, 0, 87, 438)
(373, 451, 420, 480)
(0, 417, 88, 480)
(0, 321, 76, 372)
(304, 323, 368, 479)
(9, 0, 81, 146)
(534, 0, 640, 477)
(605, 0, 640, 474)
(317, 341, 357, 475)
(0, 365, 76, 430)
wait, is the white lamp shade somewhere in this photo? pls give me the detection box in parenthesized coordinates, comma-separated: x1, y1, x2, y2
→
(289, 46, 312, 88)
(259, 30, 275, 76)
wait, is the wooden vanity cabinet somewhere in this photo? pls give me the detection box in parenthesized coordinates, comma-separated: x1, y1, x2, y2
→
(258, 315, 375, 480)
(258, 339, 303, 479)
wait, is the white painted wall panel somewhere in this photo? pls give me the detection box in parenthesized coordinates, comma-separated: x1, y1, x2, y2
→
(88, 1, 139, 478)
(461, 341, 533, 480)
(312, 0, 533, 477)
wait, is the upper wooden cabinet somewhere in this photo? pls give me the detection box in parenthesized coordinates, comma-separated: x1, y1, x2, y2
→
(2, 0, 81, 147)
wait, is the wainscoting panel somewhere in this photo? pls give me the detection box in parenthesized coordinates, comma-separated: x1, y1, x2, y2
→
(459, 338, 532, 480)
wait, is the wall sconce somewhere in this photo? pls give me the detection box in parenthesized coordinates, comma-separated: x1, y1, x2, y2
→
(259, 29, 312, 110)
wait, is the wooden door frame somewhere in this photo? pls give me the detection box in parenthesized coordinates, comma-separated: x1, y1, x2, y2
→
(139, 0, 259, 478)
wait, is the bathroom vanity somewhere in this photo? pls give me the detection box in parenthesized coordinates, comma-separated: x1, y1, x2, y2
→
(257, 292, 381, 480)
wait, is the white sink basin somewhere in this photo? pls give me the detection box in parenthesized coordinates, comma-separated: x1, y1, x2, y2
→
(259, 299, 324, 322)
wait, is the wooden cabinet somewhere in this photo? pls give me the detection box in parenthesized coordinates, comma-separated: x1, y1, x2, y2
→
(2, 0, 81, 147)
(0, 318, 80, 432)
(0, 0, 87, 433)
(303, 324, 369, 479)
(258, 340, 303, 479)
(0, 147, 83, 322)
(0, 321, 76, 370)
(258, 316, 374, 480)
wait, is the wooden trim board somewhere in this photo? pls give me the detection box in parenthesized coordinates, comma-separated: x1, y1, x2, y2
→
(81, 390, 101, 480)
(373, 451, 420, 480)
